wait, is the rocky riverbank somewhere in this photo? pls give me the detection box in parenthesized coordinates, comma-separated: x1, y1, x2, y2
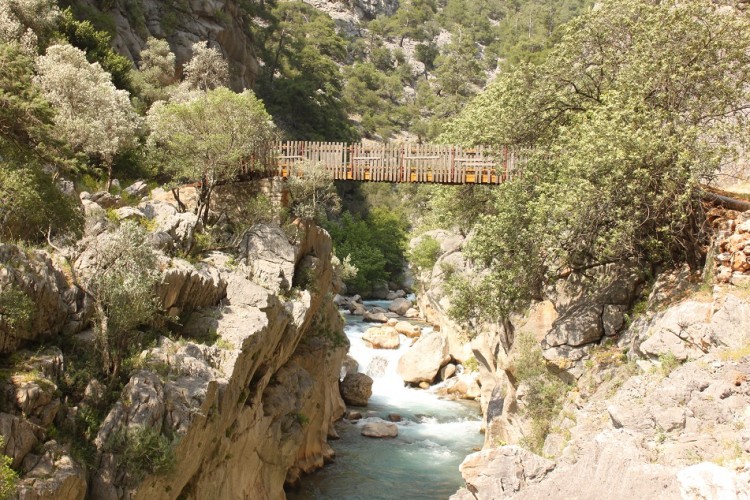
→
(0, 181, 347, 499)
(409, 212, 750, 498)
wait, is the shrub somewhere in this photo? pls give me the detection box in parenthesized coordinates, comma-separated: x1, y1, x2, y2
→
(0, 438, 17, 500)
(409, 235, 441, 270)
(108, 426, 175, 480)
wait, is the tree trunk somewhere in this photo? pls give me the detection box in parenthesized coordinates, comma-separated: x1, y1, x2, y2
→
(105, 156, 114, 192)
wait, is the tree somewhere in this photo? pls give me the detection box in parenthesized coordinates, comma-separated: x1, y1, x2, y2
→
(35, 44, 140, 190)
(0, 0, 60, 54)
(182, 41, 229, 92)
(440, 0, 750, 321)
(132, 37, 177, 108)
(147, 87, 277, 229)
(85, 222, 159, 383)
(287, 161, 341, 223)
(60, 9, 135, 93)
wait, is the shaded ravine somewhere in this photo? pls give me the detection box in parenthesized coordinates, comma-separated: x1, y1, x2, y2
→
(288, 301, 483, 499)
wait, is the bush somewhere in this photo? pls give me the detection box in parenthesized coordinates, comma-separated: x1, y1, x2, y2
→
(512, 332, 569, 454)
(0, 438, 17, 500)
(0, 165, 83, 243)
(107, 426, 175, 480)
(0, 285, 35, 333)
(409, 235, 441, 270)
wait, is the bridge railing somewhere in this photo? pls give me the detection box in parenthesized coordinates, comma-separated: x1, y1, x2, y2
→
(246, 141, 529, 184)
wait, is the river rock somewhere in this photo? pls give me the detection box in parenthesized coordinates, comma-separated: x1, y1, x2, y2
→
(363, 311, 388, 323)
(342, 356, 359, 377)
(363, 326, 400, 349)
(388, 298, 413, 316)
(340, 373, 373, 407)
(361, 420, 398, 438)
(350, 302, 367, 316)
(347, 411, 362, 421)
(404, 308, 420, 318)
(387, 413, 402, 422)
(394, 321, 420, 338)
(386, 318, 398, 326)
(397, 331, 449, 383)
(440, 363, 456, 381)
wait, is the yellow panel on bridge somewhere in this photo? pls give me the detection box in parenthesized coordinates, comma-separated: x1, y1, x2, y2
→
(269, 141, 526, 184)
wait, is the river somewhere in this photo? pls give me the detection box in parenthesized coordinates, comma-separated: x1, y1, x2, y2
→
(288, 301, 483, 499)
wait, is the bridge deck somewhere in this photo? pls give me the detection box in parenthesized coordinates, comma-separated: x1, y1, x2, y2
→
(263, 141, 526, 184)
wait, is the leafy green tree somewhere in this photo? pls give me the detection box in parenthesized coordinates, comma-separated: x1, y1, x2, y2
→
(35, 43, 140, 190)
(147, 87, 277, 227)
(60, 9, 135, 93)
(441, 0, 750, 321)
(0, 438, 17, 500)
(325, 207, 407, 293)
(0, 0, 60, 54)
(86, 222, 159, 383)
(0, 43, 65, 164)
(255, 1, 355, 141)
(182, 41, 229, 92)
(287, 161, 341, 223)
(131, 37, 177, 108)
(0, 163, 83, 242)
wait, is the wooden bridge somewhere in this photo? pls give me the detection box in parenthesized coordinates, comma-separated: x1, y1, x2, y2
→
(257, 141, 527, 184)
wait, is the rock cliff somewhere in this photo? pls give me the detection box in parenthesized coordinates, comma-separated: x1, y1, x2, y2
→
(0, 187, 347, 499)
(412, 214, 750, 499)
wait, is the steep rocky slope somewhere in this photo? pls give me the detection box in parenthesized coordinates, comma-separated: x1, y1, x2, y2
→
(1, 183, 348, 499)
(410, 210, 750, 498)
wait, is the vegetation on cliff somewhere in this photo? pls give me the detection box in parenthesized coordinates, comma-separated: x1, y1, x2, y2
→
(439, 0, 750, 322)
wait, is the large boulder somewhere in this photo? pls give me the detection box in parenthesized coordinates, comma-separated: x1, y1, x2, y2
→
(388, 298, 413, 316)
(17, 441, 87, 500)
(362, 326, 400, 349)
(240, 224, 296, 293)
(340, 373, 373, 407)
(452, 446, 555, 500)
(397, 331, 449, 384)
(361, 420, 398, 438)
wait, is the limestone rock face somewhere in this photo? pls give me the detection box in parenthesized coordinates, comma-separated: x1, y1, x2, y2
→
(239, 224, 296, 293)
(0, 245, 83, 353)
(74, 0, 260, 91)
(451, 446, 554, 500)
(79, 221, 347, 500)
(362, 326, 400, 349)
(157, 258, 227, 318)
(397, 331, 449, 384)
(340, 373, 374, 406)
(17, 441, 87, 500)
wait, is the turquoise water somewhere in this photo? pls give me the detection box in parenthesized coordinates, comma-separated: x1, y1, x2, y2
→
(287, 306, 483, 500)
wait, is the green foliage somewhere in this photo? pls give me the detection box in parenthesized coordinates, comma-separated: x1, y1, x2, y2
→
(658, 352, 682, 376)
(409, 235, 440, 270)
(0, 437, 17, 500)
(0, 162, 83, 242)
(287, 161, 341, 223)
(60, 9, 135, 93)
(324, 208, 408, 294)
(440, 0, 750, 322)
(107, 426, 176, 480)
(147, 87, 277, 226)
(0, 43, 72, 168)
(0, 285, 35, 333)
(254, 1, 356, 141)
(512, 332, 569, 454)
(87, 222, 160, 380)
